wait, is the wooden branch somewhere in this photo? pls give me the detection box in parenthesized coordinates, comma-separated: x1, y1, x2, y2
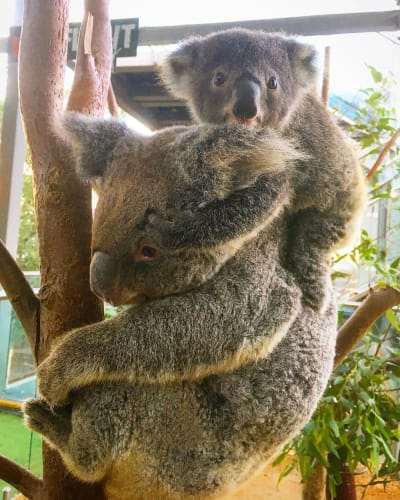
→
(0, 239, 39, 359)
(0, 454, 43, 500)
(302, 462, 326, 500)
(335, 286, 400, 366)
(366, 128, 400, 182)
(67, 0, 112, 116)
(321, 46, 330, 107)
(19, 1, 109, 498)
(107, 83, 120, 117)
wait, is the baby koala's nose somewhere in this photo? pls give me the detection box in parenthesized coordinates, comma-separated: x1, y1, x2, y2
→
(232, 79, 260, 120)
(90, 251, 118, 302)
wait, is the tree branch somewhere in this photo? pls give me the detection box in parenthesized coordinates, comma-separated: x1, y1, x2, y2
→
(335, 286, 400, 366)
(19, 1, 109, 498)
(0, 454, 43, 500)
(0, 239, 39, 359)
(67, 0, 112, 116)
(366, 128, 400, 182)
(321, 46, 330, 107)
(107, 83, 120, 117)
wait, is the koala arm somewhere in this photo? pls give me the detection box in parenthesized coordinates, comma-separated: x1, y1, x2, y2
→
(146, 172, 292, 249)
(37, 257, 300, 406)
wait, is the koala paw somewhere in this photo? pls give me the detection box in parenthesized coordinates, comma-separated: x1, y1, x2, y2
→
(145, 212, 176, 248)
(301, 282, 326, 311)
(23, 398, 54, 434)
(145, 210, 192, 249)
(289, 260, 328, 312)
(23, 398, 71, 447)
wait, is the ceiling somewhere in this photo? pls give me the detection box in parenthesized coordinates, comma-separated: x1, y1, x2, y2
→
(109, 9, 400, 130)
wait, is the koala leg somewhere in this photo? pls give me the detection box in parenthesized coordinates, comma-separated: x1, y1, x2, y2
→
(23, 398, 71, 449)
(286, 209, 345, 310)
(24, 385, 135, 482)
(61, 384, 137, 482)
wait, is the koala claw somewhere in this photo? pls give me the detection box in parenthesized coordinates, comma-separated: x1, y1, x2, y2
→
(23, 398, 71, 448)
(23, 398, 53, 434)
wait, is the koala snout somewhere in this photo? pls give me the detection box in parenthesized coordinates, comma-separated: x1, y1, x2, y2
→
(90, 251, 119, 303)
(232, 79, 261, 121)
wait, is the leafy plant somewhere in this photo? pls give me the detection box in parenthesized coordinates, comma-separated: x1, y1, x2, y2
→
(273, 66, 400, 497)
(16, 162, 39, 271)
(274, 323, 400, 498)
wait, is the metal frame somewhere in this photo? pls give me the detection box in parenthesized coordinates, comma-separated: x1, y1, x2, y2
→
(136, 10, 400, 45)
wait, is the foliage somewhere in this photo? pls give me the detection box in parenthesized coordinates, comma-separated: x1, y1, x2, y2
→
(16, 162, 39, 271)
(274, 66, 400, 496)
(0, 99, 39, 270)
(351, 66, 399, 188)
(274, 325, 400, 498)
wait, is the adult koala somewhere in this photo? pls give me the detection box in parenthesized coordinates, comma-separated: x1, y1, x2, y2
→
(24, 115, 337, 500)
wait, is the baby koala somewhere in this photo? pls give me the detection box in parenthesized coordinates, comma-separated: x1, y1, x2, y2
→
(155, 28, 367, 309)
(24, 115, 337, 500)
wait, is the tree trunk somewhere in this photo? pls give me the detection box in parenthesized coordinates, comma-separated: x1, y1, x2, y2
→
(302, 463, 327, 500)
(18, 0, 111, 498)
(330, 465, 357, 500)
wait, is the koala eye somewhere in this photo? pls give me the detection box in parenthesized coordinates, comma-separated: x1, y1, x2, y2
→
(135, 243, 160, 263)
(267, 76, 278, 90)
(213, 72, 227, 87)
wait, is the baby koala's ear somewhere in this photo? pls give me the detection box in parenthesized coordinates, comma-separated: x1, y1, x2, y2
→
(61, 112, 133, 182)
(286, 38, 318, 89)
(159, 37, 202, 100)
(205, 125, 301, 190)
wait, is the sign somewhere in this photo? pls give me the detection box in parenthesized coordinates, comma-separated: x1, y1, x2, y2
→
(68, 18, 139, 60)
(7, 19, 139, 62)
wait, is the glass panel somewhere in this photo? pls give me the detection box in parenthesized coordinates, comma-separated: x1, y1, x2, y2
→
(6, 311, 35, 386)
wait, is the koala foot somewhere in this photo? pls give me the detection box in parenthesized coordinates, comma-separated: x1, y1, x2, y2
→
(23, 398, 71, 449)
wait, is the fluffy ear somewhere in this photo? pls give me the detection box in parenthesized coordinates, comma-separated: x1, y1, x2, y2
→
(61, 113, 133, 181)
(286, 39, 318, 89)
(159, 38, 201, 100)
(203, 126, 302, 190)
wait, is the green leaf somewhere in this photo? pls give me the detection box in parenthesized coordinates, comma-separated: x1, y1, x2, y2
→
(329, 419, 340, 439)
(386, 309, 400, 331)
(277, 460, 298, 485)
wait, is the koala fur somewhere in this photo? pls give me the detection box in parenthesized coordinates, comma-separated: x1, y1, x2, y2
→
(157, 28, 366, 309)
(24, 116, 337, 499)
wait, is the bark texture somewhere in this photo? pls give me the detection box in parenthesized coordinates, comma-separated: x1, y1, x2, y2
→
(18, 0, 111, 498)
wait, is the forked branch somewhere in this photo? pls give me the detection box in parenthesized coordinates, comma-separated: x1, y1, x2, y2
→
(0, 239, 39, 358)
(0, 454, 43, 500)
(335, 286, 400, 366)
(67, 0, 112, 115)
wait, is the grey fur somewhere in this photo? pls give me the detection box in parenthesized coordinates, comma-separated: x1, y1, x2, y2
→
(157, 29, 366, 309)
(24, 117, 337, 499)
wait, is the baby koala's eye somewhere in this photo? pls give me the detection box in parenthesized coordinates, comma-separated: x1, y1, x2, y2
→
(135, 243, 160, 263)
(213, 72, 227, 87)
(267, 76, 278, 90)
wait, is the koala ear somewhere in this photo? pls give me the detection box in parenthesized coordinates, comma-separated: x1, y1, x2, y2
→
(62, 112, 133, 181)
(286, 39, 318, 89)
(159, 38, 201, 100)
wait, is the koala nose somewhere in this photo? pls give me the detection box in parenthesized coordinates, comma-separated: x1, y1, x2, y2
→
(90, 251, 118, 301)
(232, 79, 260, 120)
